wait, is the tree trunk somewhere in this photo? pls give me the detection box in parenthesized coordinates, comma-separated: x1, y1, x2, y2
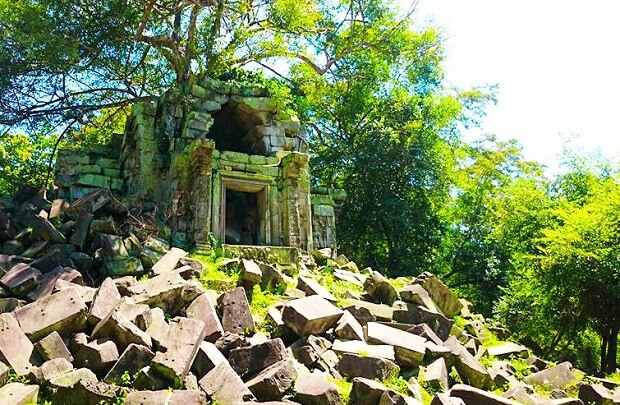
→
(603, 325, 618, 374)
(600, 326, 609, 374)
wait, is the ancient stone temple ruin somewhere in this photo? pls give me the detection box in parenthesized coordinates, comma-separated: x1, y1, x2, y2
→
(54, 77, 345, 253)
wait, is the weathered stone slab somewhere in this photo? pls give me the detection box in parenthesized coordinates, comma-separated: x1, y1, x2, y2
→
(52, 379, 120, 405)
(140, 237, 170, 269)
(259, 262, 286, 291)
(39, 357, 73, 381)
(444, 337, 493, 390)
(240, 259, 262, 286)
(350, 377, 389, 405)
(282, 295, 343, 336)
(408, 323, 444, 346)
(104, 343, 155, 384)
(65, 188, 112, 219)
(198, 360, 254, 404)
(217, 287, 255, 335)
(151, 247, 188, 275)
(127, 269, 201, 315)
(14, 287, 87, 341)
(125, 390, 208, 405)
(48, 367, 97, 388)
(449, 384, 515, 405)
(185, 293, 223, 342)
(338, 352, 400, 380)
(74, 337, 119, 375)
(0, 313, 38, 375)
(151, 317, 207, 387)
(31, 214, 66, 244)
(332, 339, 395, 361)
(69, 213, 93, 250)
(229, 338, 288, 377)
(34, 331, 74, 362)
(523, 362, 578, 391)
(192, 341, 228, 378)
(335, 310, 365, 341)
(0, 382, 39, 405)
(487, 342, 529, 359)
(245, 358, 297, 401)
(0, 263, 41, 297)
(431, 393, 466, 405)
(294, 373, 342, 405)
(413, 273, 463, 317)
(419, 357, 449, 392)
(88, 277, 122, 325)
(364, 270, 399, 305)
(28, 266, 83, 301)
(341, 298, 393, 322)
(92, 300, 153, 351)
(366, 322, 426, 366)
(578, 383, 614, 405)
(393, 302, 453, 340)
(297, 276, 338, 302)
(399, 284, 439, 312)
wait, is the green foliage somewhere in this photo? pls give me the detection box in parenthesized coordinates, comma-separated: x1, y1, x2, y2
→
(383, 375, 410, 396)
(328, 377, 352, 404)
(0, 132, 54, 195)
(191, 251, 239, 291)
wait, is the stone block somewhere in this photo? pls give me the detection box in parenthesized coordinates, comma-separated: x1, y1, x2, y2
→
(151, 247, 187, 275)
(332, 339, 395, 361)
(140, 237, 170, 269)
(245, 358, 297, 401)
(449, 384, 515, 405)
(103, 256, 144, 277)
(486, 342, 529, 359)
(392, 302, 453, 341)
(0, 263, 41, 297)
(30, 248, 66, 273)
(39, 357, 73, 381)
(29, 266, 82, 301)
(1, 240, 23, 256)
(419, 358, 449, 392)
(125, 390, 208, 405)
(31, 215, 67, 244)
(76, 174, 112, 188)
(127, 269, 201, 315)
(229, 338, 288, 377)
(104, 343, 155, 384)
(335, 310, 365, 341)
(366, 322, 426, 366)
(0, 313, 38, 375)
(297, 276, 338, 302)
(523, 362, 578, 391)
(364, 270, 399, 305)
(74, 338, 119, 375)
(48, 367, 98, 390)
(151, 317, 207, 387)
(14, 287, 87, 341)
(185, 293, 223, 342)
(69, 213, 93, 250)
(92, 300, 153, 352)
(88, 277, 122, 325)
(338, 352, 399, 380)
(282, 295, 343, 336)
(52, 379, 120, 405)
(0, 383, 39, 405)
(239, 259, 262, 286)
(444, 337, 493, 390)
(350, 377, 390, 405)
(259, 262, 286, 292)
(413, 273, 463, 317)
(341, 298, 393, 322)
(34, 331, 73, 362)
(217, 287, 255, 335)
(294, 373, 342, 405)
(66, 188, 112, 219)
(399, 284, 440, 312)
(191, 341, 227, 379)
(198, 360, 254, 404)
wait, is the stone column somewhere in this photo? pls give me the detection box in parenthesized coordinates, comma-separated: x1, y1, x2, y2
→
(281, 152, 313, 251)
(190, 140, 216, 248)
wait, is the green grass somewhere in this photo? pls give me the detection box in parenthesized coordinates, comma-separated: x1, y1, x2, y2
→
(383, 375, 412, 397)
(247, 284, 285, 334)
(607, 371, 620, 383)
(329, 377, 352, 403)
(191, 251, 239, 291)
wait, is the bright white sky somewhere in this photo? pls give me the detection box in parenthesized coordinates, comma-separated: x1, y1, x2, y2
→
(412, 0, 620, 173)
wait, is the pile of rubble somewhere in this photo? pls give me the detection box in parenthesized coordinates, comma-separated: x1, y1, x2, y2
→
(0, 189, 619, 404)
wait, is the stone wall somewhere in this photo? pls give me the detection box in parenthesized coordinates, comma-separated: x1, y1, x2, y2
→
(311, 187, 346, 250)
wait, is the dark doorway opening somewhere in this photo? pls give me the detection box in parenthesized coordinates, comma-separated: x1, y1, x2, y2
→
(225, 190, 260, 245)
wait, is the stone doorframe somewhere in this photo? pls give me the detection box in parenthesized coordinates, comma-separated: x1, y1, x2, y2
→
(211, 170, 280, 246)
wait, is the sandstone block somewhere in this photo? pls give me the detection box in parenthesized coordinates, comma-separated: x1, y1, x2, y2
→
(104, 344, 155, 384)
(229, 338, 288, 377)
(444, 337, 493, 390)
(449, 383, 515, 405)
(0, 313, 38, 375)
(245, 358, 297, 401)
(338, 352, 399, 380)
(399, 284, 439, 312)
(332, 339, 396, 361)
(151, 247, 188, 275)
(74, 338, 119, 375)
(217, 287, 255, 335)
(88, 277, 122, 325)
(34, 331, 73, 362)
(341, 298, 393, 323)
(419, 358, 449, 392)
(240, 259, 262, 286)
(297, 276, 338, 302)
(364, 270, 399, 305)
(294, 373, 343, 405)
(366, 322, 426, 366)
(14, 287, 87, 341)
(92, 301, 153, 351)
(185, 293, 223, 342)
(413, 273, 463, 317)
(335, 310, 365, 341)
(39, 357, 73, 381)
(0, 383, 39, 405)
(282, 295, 343, 336)
(125, 390, 207, 405)
(198, 360, 254, 404)
(191, 341, 227, 378)
(392, 302, 453, 340)
(350, 377, 390, 405)
(0, 263, 41, 297)
(578, 383, 614, 405)
(523, 362, 578, 391)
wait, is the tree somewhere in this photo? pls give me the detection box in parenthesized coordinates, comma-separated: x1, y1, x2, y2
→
(496, 166, 620, 374)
